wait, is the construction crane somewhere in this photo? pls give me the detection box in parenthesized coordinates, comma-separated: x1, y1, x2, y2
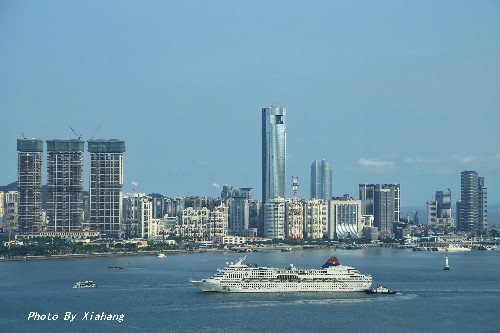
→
(288, 176, 302, 240)
(90, 125, 100, 140)
(68, 125, 82, 140)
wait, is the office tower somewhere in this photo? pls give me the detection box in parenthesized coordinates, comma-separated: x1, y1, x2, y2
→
(249, 200, 262, 235)
(262, 105, 286, 203)
(46, 139, 84, 232)
(263, 197, 286, 239)
(310, 159, 332, 200)
(436, 189, 452, 219)
(429, 188, 454, 227)
(459, 171, 487, 233)
(374, 185, 398, 238)
(229, 188, 252, 236)
(88, 140, 126, 237)
(359, 183, 400, 237)
(329, 196, 362, 240)
(220, 185, 234, 200)
(359, 184, 375, 216)
(17, 138, 43, 232)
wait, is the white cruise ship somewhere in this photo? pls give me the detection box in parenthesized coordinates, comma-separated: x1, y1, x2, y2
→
(190, 256, 372, 293)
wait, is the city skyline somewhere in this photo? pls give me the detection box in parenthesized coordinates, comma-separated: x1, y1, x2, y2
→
(1, 1, 499, 206)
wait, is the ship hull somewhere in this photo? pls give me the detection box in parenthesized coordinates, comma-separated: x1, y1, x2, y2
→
(191, 279, 371, 293)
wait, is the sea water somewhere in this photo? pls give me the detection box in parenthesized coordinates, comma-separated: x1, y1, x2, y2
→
(1, 247, 499, 333)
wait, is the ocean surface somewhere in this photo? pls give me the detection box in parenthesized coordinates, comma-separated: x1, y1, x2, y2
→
(1, 248, 499, 333)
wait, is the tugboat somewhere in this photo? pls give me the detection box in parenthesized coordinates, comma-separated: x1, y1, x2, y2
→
(365, 284, 397, 294)
(73, 280, 96, 288)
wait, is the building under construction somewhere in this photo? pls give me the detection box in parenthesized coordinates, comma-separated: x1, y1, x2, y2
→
(17, 139, 43, 233)
(46, 139, 84, 232)
(88, 139, 126, 237)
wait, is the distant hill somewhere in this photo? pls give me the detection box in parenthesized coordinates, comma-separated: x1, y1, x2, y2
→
(0, 181, 17, 192)
(0, 182, 89, 210)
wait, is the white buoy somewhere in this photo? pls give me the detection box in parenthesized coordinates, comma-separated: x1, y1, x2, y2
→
(443, 256, 450, 270)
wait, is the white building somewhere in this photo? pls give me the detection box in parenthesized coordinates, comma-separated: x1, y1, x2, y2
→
(181, 207, 210, 240)
(207, 204, 228, 240)
(123, 193, 152, 239)
(329, 197, 362, 239)
(303, 199, 328, 240)
(213, 235, 246, 245)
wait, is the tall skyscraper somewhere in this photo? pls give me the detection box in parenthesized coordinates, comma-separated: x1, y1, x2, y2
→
(17, 138, 43, 232)
(46, 139, 84, 232)
(310, 159, 332, 200)
(359, 184, 400, 238)
(88, 139, 126, 237)
(459, 171, 487, 233)
(262, 105, 286, 203)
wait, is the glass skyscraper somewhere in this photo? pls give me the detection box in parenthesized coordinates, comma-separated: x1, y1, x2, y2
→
(262, 105, 286, 203)
(310, 159, 332, 200)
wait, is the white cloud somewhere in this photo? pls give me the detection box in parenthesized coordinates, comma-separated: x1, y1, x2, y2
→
(403, 156, 425, 165)
(458, 156, 475, 165)
(358, 158, 395, 168)
(212, 183, 220, 188)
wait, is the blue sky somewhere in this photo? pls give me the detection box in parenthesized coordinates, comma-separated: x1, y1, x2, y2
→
(1, 0, 499, 206)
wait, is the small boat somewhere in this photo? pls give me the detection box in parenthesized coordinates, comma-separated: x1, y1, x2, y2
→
(281, 247, 292, 252)
(73, 280, 96, 288)
(158, 253, 166, 258)
(365, 284, 396, 294)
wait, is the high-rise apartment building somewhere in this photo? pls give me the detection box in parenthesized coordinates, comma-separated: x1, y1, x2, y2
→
(459, 171, 487, 233)
(17, 139, 43, 232)
(123, 193, 152, 239)
(478, 177, 488, 231)
(303, 199, 328, 240)
(0, 191, 4, 227)
(88, 140, 126, 237)
(4, 191, 19, 232)
(262, 105, 286, 203)
(310, 159, 332, 200)
(46, 139, 84, 232)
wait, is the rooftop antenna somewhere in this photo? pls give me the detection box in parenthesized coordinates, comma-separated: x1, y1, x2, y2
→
(21, 132, 26, 139)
